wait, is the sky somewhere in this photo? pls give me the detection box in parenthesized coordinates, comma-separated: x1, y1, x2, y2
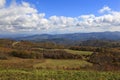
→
(0, 0, 120, 34)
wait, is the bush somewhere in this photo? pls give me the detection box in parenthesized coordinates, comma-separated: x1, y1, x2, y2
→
(10, 50, 43, 59)
(42, 50, 82, 59)
(89, 51, 120, 71)
(10, 50, 82, 59)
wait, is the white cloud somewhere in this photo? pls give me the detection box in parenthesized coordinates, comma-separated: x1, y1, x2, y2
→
(0, 0, 6, 8)
(99, 6, 111, 13)
(0, 1, 48, 33)
(0, 0, 120, 34)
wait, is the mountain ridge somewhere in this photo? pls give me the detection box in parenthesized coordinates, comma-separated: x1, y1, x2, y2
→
(14, 31, 120, 41)
(1, 32, 120, 45)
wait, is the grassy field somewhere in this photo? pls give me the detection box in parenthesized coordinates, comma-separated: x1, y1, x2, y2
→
(64, 49, 92, 55)
(0, 49, 119, 80)
(0, 58, 120, 80)
(0, 58, 92, 70)
(0, 69, 120, 80)
(33, 59, 92, 69)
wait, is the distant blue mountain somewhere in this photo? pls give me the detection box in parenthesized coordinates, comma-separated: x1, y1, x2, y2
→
(14, 32, 120, 42)
(1, 31, 120, 45)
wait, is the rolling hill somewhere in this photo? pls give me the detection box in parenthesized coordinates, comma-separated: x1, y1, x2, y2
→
(10, 32, 120, 45)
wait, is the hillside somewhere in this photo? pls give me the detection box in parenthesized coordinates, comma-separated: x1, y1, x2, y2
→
(12, 32, 120, 45)
(0, 38, 120, 79)
(0, 39, 120, 71)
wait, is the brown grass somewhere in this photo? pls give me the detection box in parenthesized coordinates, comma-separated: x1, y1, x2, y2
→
(0, 57, 45, 69)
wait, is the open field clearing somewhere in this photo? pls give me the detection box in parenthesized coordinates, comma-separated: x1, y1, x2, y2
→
(64, 49, 93, 55)
(33, 59, 92, 70)
(0, 58, 92, 70)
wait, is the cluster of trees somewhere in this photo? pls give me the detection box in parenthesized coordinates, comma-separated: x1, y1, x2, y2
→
(0, 39, 81, 60)
(79, 40, 120, 48)
(12, 41, 65, 50)
(69, 46, 96, 52)
(0, 39, 14, 48)
(42, 50, 82, 59)
(36, 42, 65, 49)
(10, 50, 43, 59)
(70, 44, 120, 70)
(69, 45, 120, 53)
(0, 47, 14, 60)
(89, 49, 120, 70)
(10, 50, 82, 59)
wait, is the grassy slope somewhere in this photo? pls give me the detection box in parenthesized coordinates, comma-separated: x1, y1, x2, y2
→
(0, 48, 93, 69)
(0, 69, 120, 80)
(33, 59, 92, 69)
(0, 58, 92, 70)
(0, 47, 119, 80)
(64, 49, 92, 55)
(0, 58, 45, 69)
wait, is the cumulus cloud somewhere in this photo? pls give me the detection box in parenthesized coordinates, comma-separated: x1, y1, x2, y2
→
(0, 0, 6, 7)
(99, 6, 111, 13)
(0, 0, 120, 34)
(0, 0, 49, 33)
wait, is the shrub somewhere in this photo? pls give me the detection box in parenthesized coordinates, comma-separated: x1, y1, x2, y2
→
(89, 51, 120, 71)
(42, 50, 82, 59)
(10, 50, 43, 59)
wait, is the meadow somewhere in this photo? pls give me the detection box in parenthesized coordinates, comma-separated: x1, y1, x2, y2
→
(0, 58, 92, 70)
(0, 69, 120, 80)
(64, 49, 92, 55)
(0, 56, 119, 80)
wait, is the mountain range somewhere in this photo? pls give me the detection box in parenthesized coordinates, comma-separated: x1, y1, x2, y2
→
(0, 31, 120, 44)
(14, 31, 120, 40)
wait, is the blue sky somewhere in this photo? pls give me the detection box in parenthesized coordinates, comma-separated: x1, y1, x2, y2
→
(0, 0, 120, 34)
(14, 0, 120, 17)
